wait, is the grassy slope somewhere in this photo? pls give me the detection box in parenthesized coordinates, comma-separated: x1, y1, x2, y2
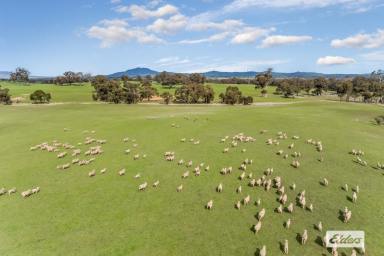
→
(1, 81, 322, 103)
(0, 102, 383, 255)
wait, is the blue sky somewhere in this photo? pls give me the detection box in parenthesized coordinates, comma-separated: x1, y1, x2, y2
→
(0, 0, 383, 76)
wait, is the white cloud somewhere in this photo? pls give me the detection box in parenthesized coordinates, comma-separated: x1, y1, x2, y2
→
(179, 32, 230, 44)
(231, 27, 275, 44)
(110, 0, 121, 4)
(187, 19, 244, 31)
(224, 0, 371, 11)
(155, 56, 191, 66)
(147, 14, 188, 34)
(331, 29, 384, 48)
(260, 35, 312, 47)
(115, 4, 179, 20)
(189, 59, 288, 73)
(87, 19, 164, 47)
(361, 51, 384, 61)
(316, 56, 356, 65)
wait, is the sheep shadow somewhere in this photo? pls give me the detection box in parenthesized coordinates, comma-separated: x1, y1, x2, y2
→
(338, 210, 345, 222)
(315, 236, 324, 247)
(295, 233, 302, 244)
(278, 241, 285, 253)
(346, 195, 353, 202)
(254, 248, 260, 256)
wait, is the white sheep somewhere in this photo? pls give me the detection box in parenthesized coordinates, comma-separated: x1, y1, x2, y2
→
(276, 204, 283, 213)
(217, 183, 223, 193)
(283, 239, 288, 254)
(317, 221, 323, 232)
(259, 245, 266, 256)
(182, 171, 189, 179)
(177, 184, 183, 192)
(100, 168, 107, 174)
(235, 201, 241, 209)
(285, 218, 291, 229)
(243, 195, 250, 205)
(301, 229, 308, 245)
(153, 180, 160, 187)
(118, 169, 126, 176)
(134, 173, 141, 179)
(89, 170, 96, 177)
(31, 187, 40, 194)
(206, 200, 213, 210)
(7, 188, 16, 195)
(21, 189, 32, 198)
(323, 178, 329, 186)
(205, 165, 210, 171)
(237, 186, 242, 194)
(258, 208, 266, 220)
(138, 182, 148, 191)
(287, 203, 294, 213)
(253, 221, 262, 234)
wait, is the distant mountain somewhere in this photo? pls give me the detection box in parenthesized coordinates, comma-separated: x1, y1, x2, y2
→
(108, 67, 365, 79)
(108, 67, 158, 78)
(0, 71, 11, 79)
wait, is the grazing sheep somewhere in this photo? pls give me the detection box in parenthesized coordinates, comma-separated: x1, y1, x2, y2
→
(352, 192, 357, 203)
(285, 218, 291, 229)
(276, 204, 283, 213)
(134, 173, 141, 179)
(57, 152, 67, 158)
(277, 150, 284, 155)
(206, 200, 213, 210)
(100, 168, 107, 174)
(31, 187, 40, 194)
(153, 180, 160, 187)
(248, 172, 253, 179)
(249, 179, 256, 187)
(0, 188, 6, 196)
(133, 143, 138, 148)
(138, 182, 148, 191)
(299, 197, 306, 209)
(291, 160, 300, 168)
(256, 198, 261, 206)
(7, 188, 16, 195)
(355, 185, 359, 193)
(205, 165, 210, 171)
(308, 203, 314, 212)
(199, 163, 204, 167)
(180, 138, 186, 142)
(301, 229, 308, 245)
(241, 148, 246, 153)
(283, 239, 288, 254)
(344, 210, 352, 223)
(288, 143, 294, 149)
(182, 171, 189, 179)
(253, 221, 262, 234)
(291, 183, 296, 190)
(280, 194, 288, 204)
(125, 149, 131, 154)
(187, 161, 193, 167)
(351, 249, 357, 256)
(259, 245, 266, 256)
(223, 148, 229, 153)
(292, 135, 300, 140)
(243, 195, 250, 205)
(239, 172, 245, 180)
(284, 154, 289, 159)
(89, 170, 96, 177)
(217, 183, 223, 192)
(177, 184, 183, 192)
(344, 184, 348, 192)
(178, 159, 184, 165)
(258, 208, 266, 220)
(193, 140, 200, 145)
(235, 201, 241, 209)
(118, 169, 126, 176)
(237, 186, 242, 193)
(287, 203, 294, 213)
(278, 186, 285, 195)
(317, 221, 323, 232)
(133, 154, 140, 160)
(322, 178, 329, 186)
(21, 189, 33, 198)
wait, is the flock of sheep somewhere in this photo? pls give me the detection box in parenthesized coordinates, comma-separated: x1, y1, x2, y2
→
(1, 125, 374, 256)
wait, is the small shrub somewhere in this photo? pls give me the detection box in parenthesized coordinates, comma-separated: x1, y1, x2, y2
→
(30, 90, 51, 104)
(0, 86, 12, 105)
(374, 115, 384, 125)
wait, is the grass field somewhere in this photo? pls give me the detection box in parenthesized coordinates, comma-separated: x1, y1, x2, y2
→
(0, 97, 383, 255)
(0, 81, 324, 104)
